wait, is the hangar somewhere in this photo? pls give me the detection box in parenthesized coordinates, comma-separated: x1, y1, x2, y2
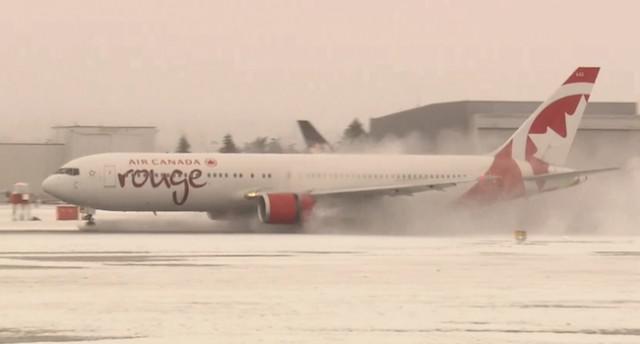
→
(370, 101, 640, 168)
(0, 126, 156, 199)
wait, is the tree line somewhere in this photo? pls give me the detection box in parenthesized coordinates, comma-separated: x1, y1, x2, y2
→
(175, 118, 368, 154)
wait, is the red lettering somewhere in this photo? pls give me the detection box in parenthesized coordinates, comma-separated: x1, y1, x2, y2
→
(170, 170, 188, 205)
(116, 168, 207, 206)
(150, 171, 170, 188)
(131, 170, 150, 187)
(118, 170, 134, 187)
(188, 170, 206, 188)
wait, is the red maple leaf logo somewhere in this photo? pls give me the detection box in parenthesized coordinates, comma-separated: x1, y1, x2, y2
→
(206, 159, 217, 168)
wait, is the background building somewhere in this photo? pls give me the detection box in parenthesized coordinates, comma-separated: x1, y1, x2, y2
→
(0, 126, 156, 199)
(370, 101, 640, 168)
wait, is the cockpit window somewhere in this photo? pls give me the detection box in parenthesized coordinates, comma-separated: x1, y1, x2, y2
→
(55, 167, 80, 176)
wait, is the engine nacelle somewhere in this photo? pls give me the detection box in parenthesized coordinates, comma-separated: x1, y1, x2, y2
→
(257, 193, 315, 224)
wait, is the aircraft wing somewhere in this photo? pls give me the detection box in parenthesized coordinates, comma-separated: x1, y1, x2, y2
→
(303, 177, 489, 199)
(522, 167, 619, 182)
(244, 167, 616, 201)
(244, 176, 496, 200)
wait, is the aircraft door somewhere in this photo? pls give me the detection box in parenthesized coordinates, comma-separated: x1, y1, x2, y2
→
(104, 165, 116, 188)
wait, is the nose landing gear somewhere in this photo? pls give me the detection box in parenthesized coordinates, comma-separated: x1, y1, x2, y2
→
(81, 207, 96, 226)
(82, 214, 95, 226)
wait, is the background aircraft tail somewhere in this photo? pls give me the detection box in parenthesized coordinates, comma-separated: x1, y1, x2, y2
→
(297, 120, 334, 152)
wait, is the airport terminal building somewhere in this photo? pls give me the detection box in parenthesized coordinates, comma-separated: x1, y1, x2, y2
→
(370, 101, 640, 168)
(0, 126, 156, 199)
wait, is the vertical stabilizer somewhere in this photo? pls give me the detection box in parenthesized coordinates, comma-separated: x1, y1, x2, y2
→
(297, 120, 334, 152)
(493, 67, 599, 168)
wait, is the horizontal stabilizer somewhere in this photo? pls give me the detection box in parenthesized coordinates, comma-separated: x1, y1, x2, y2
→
(522, 167, 619, 182)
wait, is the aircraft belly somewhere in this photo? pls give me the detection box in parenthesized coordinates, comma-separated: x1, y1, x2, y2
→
(86, 181, 245, 212)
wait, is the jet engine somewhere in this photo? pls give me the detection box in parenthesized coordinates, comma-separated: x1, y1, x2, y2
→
(257, 193, 315, 224)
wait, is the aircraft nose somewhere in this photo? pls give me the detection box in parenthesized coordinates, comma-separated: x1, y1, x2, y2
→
(42, 173, 83, 204)
(42, 175, 62, 198)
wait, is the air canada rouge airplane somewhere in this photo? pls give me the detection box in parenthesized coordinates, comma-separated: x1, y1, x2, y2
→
(43, 67, 615, 226)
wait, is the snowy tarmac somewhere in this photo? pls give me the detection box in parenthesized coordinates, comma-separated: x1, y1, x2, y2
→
(0, 206, 639, 343)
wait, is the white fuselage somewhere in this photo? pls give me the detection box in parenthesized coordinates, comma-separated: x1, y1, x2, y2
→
(42, 152, 574, 216)
(40, 68, 601, 221)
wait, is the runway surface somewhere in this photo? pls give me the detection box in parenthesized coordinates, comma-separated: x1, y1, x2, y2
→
(0, 228, 638, 343)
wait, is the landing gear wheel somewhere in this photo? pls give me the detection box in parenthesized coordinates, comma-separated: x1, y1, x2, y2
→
(79, 207, 97, 226)
(82, 214, 96, 226)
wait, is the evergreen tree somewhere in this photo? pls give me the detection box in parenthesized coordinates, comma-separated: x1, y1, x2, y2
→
(175, 134, 191, 153)
(284, 143, 300, 154)
(342, 118, 368, 144)
(266, 138, 284, 153)
(243, 137, 269, 153)
(219, 134, 239, 153)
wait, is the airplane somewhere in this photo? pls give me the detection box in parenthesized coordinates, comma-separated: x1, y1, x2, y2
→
(297, 120, 334, 152)
(42, 67, 615, 226)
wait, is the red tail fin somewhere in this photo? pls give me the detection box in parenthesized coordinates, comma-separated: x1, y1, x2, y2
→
(463, 67, 600, 202)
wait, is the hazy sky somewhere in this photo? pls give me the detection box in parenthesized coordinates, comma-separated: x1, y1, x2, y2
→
(1, 0, 639, 151)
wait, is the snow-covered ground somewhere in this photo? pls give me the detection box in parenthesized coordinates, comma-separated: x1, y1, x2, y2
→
(0, 203, 80, 231)
(0, 206, 638, 343)
(0, 204, 218, 232)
